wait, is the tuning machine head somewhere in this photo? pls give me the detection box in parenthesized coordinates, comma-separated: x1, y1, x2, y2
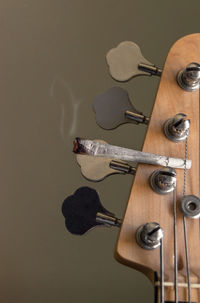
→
(150, 167, 176, 195)
(106, 41, 162, 82)
(177, 62, 200, 91)
(164, 113, 190, 142)
(93, 87, 149, 130)
(76, 140, 136, 182)
(136, 222, 163, 250)
(62, 187, 122, 235)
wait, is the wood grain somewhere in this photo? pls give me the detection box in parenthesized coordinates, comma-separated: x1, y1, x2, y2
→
(116, 34, 200, 302)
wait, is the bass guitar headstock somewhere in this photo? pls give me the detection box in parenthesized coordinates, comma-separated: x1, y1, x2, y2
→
(116, 33, 200, 303)
(62, 34, 200, 303)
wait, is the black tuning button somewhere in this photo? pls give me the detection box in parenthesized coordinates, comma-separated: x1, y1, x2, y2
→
(62, 187, 122, 235)
(93, 87, 149, 130)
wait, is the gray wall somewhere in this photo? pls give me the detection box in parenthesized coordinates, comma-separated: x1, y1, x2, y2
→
(0, 1, 199, 302)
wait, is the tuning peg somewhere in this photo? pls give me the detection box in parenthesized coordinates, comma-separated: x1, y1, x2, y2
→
(93, 87, 149, 130)
(106, 41, 162, 82)
(164, 113, 190, 142)
(136, 222, 163, 250)
(62, 187, 122, 235)
(77, 139, 136, 182)
(177, 62, 200, 91)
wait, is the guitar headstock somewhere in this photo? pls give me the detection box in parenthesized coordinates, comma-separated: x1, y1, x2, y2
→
(116, 34, 200, 302)
(62, 33, 200, 303)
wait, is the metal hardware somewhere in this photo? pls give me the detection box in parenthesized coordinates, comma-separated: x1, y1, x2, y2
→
(138, 63, 162, 77)
(164, 113, 190, 142)
(109, 160, 136, 175)
(106, 41, 162, 81)
(150, 167, 176, 194)
(125, 110, 149, 125)
(136, 222, 163, 250)
(180, 195, 200, 219)
(73, 138, 192, 170)
(96, 212, 122, 227)
(177, 62, 200, 91)
(93, 87, 149, 130)
(62, 187, 122, 235)
(182, 136, 192, 303)
(160, 238, 165, 303)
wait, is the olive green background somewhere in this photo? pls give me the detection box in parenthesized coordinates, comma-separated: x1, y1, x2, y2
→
(1, 1, 199, 302)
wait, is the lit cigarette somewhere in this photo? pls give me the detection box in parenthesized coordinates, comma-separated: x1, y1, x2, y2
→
(73, 138, 191, 170)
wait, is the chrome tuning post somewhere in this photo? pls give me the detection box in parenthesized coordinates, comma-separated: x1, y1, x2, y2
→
(136, 222, 163, 250)
(177, 62, 200, 91)
(163, 113, 190, 142)
(180, 195, 200, 219)
(77, 140, 136, 182)
(62, 187, 122, 235)
(93, 87, 149, 130)
(106, 41, 162, 82)
(150, 167, 176, 195)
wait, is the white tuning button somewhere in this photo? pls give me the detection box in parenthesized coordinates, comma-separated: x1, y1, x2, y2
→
(106, 41, 162, 81)
(76, 140, 136, 182)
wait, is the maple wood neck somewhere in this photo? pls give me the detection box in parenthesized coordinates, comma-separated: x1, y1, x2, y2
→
(115, 33, 200, 303)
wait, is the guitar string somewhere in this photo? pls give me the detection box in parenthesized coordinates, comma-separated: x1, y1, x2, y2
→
(160, 238, 164, 303)
(173, 186, 178, 303)
(183, 216, 191, 303)
(180, 90, 199, 303)
(198, 87, 200, 303)
(183, 136, 191, 303)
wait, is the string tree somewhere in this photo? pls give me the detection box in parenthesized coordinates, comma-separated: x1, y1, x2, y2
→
(106, 41, 162, 82)
(62, 187, 122, 235)
(180, 195, 200, 219)
(93, 86, 149, 130)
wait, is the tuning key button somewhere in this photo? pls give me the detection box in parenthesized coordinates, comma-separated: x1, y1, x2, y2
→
(164, 113, 190, 142)
(93, 87, 149, 130)
(76, 139, 136, 182)
(180, 195, 200, 219)
(62, 187, 122, 235)
(150, 167, 176, 195)
(106, 41, 162, 81)
(177, 62, 200, 91)
(136, 222, 163, 250)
